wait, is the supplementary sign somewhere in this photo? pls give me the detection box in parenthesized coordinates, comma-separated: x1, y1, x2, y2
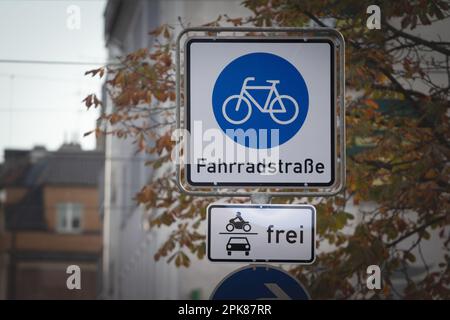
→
(186, 38, 336, 187)
(207, 204, 315, 263)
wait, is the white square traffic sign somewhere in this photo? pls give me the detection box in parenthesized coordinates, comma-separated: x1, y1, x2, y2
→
(186, 38, 336, 187)
(207, 204, 316, 263)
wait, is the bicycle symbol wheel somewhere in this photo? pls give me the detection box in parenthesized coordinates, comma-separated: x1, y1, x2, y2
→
(269, 95, 299, 125)
(222, 95, 252, 125)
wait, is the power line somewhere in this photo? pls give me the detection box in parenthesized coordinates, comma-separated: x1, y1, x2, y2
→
(0, 72, 94, 82)
(0, 108, 88, 112)
(0, 59, 109, 66)
(9, 0, 106, 2)
(0, 154, 156, 162)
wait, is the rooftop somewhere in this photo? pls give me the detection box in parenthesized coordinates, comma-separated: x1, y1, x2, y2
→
(0, 144, 105, 231)
(0, 143, 104, 188)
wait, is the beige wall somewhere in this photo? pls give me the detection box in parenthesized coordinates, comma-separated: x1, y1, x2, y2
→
(4, 187, 27, 205)
(15, 261, 98, 300)
(14, 232, 102, 253)
(0, 185, 102, 254)
(44, 186, 101, 233)
(0, 184, 102, 299)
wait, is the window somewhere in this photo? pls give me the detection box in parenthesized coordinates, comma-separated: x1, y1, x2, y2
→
(56, 203, 83, 233)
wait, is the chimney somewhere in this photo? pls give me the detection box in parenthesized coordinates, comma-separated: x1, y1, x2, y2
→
(58, 142, 82, 152)
(30, 145, 47, 163)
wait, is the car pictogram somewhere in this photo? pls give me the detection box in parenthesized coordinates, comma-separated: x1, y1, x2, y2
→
(226, 237, 251, 256)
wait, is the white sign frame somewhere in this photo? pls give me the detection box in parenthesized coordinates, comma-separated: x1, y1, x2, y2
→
(207, 204, 316, 264)
(176, 27, 345, 197)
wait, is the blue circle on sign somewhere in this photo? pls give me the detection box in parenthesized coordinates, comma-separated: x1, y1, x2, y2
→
(211, 265, 310, 300)
(212, 52, 309, 149)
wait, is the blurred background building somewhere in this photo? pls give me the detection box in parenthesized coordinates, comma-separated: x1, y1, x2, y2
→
(100, 0, 449, 300)
(0, 143, 104, 299)
(0, 0, 448, 300)
(101, 0, 249, 300)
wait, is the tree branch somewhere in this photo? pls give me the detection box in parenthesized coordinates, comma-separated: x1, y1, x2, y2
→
(303, 11, 328, 27)
(384, 22, 450, 56)
(387, 215, 448, 248)
(298, 11, 424, 105)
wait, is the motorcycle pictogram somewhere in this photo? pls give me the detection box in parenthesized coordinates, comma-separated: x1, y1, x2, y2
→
(226, 212, 252, 232)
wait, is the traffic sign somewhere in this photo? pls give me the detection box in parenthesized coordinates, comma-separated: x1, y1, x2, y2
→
(207, 204, 315, 263)
(186, 37, 337, 187)
(211, 264, 310, 300)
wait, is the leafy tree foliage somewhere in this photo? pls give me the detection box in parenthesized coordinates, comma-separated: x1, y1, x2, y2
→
(84, 1, 449, 299)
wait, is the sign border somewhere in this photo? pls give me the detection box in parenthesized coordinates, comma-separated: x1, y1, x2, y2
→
(207, 203, 316, 264)
(175, 27, 346, 197)
(186, 38, 335, 187)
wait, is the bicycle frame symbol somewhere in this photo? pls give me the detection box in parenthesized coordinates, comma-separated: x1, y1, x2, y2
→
(222, 77, 299, 125)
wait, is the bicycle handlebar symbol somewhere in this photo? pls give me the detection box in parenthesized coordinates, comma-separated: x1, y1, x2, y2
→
(222, 77, 300, 125)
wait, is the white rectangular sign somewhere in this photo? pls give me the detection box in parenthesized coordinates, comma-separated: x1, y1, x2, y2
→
(186, 38, 335, 187)
(207, 204, 316, 263)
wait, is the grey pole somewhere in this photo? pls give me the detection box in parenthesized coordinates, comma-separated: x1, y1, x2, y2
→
(250, 193, 271, 204)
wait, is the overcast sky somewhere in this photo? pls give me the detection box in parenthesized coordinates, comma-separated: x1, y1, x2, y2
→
(0, 0, 107, 161)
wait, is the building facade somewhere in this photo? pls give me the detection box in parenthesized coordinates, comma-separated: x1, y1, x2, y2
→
(0, 144, 103, 299)
(102, 0, 249, 300)
(101, 0, 449, 300)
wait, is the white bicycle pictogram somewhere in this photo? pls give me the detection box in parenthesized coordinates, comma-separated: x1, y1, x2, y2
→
(222, 77, 300, 125)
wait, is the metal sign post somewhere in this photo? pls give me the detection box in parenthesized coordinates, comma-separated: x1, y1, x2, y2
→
(175, 27, 345, 299)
